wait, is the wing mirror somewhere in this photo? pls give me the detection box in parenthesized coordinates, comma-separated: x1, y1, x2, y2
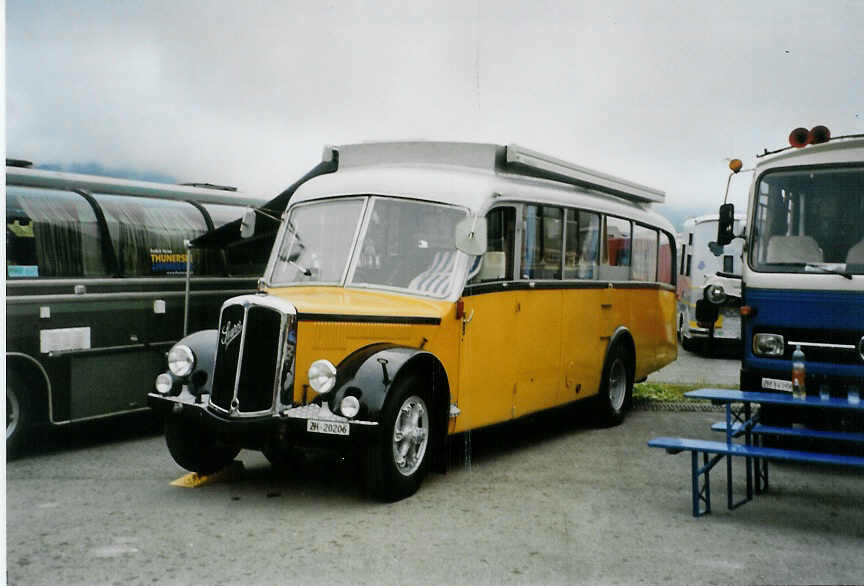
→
(454, 216, 487, 256)
(240, 208, 256, 239)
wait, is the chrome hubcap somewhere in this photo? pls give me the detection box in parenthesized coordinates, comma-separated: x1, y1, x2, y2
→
(608, 359, 627, 411)
(7, 388, 20, 440)
(392, 395, 429, 477)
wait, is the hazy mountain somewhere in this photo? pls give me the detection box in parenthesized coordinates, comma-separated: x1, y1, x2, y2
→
(35, 161, 177, 185)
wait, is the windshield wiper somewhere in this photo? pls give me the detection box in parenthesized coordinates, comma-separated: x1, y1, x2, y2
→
(768, 262, 853, 280)
(277, 253, 311, 276)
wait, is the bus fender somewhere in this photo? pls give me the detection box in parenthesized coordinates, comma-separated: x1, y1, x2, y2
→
(170, 329, 219, 396)
(604, 327, 636, 372)
(6, 352, 51, 422)
(328, 343, 450, 424)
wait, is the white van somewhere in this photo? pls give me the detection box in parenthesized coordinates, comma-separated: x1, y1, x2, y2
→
(676, 213, 744, 352)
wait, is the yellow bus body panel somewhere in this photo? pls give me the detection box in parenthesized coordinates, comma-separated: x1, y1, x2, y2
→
(262, 284, 677, 436)
(263, 286, 460, 409)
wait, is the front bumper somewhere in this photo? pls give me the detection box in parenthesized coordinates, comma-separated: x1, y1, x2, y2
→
(148, 389, 379, 450)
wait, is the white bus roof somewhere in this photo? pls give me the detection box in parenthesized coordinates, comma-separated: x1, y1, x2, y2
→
(291, 142, 673, 232)
(6, 165, 265, 207)
(754, 136, 864, 172)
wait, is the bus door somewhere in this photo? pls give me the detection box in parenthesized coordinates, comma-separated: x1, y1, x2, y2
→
(513, 205, 563, 417)
(559, 209, 604, 403)
(458, 206, 518, 430)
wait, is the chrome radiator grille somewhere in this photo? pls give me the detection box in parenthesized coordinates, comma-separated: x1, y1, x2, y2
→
(210, 296, 296, 416)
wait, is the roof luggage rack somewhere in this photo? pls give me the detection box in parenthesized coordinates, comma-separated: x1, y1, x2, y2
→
(324, 141, 664, 204)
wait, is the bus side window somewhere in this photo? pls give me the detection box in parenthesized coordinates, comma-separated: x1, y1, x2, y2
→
(659, 232, 675, 285)
(600, 216, 631, 281)
(632, 224, 658, 282)
(470, 206, 515, 284)
(521, 205, 562, 280)
(723, 255, 734, 273)
(6, 186, 107, 278)
(95, 194, 209, 277)
(563, 209, 599, 279)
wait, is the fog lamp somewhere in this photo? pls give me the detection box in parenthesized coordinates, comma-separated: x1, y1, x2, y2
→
(155, 373, 174, 395)
(340, 395, 360, 418)
(168, 344, 195, 377)
(753, 333, 785, 357)
(705, 284, 727, 304)
(308, 359, 337, 394)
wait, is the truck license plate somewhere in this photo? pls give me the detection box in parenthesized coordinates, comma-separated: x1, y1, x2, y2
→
(307, 420, 349, 436)
(762, 377, 792, 393)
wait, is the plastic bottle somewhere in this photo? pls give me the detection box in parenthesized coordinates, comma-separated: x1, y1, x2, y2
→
(792, 345, 806, 400)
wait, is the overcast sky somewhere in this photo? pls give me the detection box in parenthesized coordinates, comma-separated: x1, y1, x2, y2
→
(6, 0, 864, 221)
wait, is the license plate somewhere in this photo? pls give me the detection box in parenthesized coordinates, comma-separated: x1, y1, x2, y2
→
(762, 377, 793, 393)
(307, 420, 349, 436)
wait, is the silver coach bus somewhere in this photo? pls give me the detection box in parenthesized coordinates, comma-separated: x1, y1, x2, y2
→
(5, 161, 266, 458)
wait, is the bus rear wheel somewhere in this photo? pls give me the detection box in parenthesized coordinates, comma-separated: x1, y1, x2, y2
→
(6, 372, 30, 460)
(164, 415, 239, 476)
(595, 344, 633, 427)
(365, 374, 432, 502)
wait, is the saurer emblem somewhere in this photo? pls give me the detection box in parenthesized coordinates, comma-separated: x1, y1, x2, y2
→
(220, 320, 243, 348)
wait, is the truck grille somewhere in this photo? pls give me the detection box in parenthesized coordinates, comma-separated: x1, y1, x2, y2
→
(210, 296, 296, 416)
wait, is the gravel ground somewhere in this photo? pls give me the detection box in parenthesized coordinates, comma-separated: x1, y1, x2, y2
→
(6, 406, 864, 585)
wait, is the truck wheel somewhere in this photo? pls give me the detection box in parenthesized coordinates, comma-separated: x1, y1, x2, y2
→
(366, 375, 432, 502)
(595, 344, 633, 427)
(164, 415, 239, 476)
(6, 372, 31, 460)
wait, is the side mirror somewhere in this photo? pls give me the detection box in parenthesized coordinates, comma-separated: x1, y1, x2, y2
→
(454, 216, 487, 256)
(240, 208, 256, 239)
(716, 203, 735, 246)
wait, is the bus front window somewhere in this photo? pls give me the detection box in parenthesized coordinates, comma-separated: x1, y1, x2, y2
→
(751, 166, 864, 274)
(350, 198, 468, 298)
(270, 198, 365, 284)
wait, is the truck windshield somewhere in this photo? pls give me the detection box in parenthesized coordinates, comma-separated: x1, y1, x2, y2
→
(270, 196, 469, 297)
(750, 165, 864, 275)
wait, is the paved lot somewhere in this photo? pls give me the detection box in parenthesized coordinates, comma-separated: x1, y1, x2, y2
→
(648, 342, 740, 386)
(7, 403, 864, 585)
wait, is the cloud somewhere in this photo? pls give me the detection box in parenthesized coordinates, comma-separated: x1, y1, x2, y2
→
(7, 0, 864, 213)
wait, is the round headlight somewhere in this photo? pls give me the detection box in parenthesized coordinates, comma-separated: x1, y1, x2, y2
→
(308, 359, 337, 394)
(340, 395, 360, 418)
(155, 372, 174, 395)
(705, 285, 727, 304)
(168, 344, 195, 377)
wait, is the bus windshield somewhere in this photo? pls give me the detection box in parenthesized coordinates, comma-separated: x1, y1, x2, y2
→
(270, 197, 469, 297)
(750, 165, 864, 275)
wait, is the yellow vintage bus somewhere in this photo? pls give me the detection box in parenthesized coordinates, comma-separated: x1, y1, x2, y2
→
(149, 142, 678, 500)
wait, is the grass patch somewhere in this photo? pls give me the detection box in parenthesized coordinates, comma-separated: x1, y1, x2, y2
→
(633, 382, 736, 402)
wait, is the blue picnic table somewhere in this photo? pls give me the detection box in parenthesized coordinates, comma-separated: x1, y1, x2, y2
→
(648, 388, 864, 517)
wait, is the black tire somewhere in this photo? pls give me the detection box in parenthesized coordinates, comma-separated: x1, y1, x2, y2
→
(6, 371, 31, 460)
(164, 415, 239, 476)
(595, 344, 633, 427)
(365, 374, 433, 502)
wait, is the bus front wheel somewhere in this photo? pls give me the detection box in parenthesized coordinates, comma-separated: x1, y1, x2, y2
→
(164, 415, 239, 476)
(6, 372, 31, 460)
(596, 345, 633, 427)
(365, 374, 432, 502)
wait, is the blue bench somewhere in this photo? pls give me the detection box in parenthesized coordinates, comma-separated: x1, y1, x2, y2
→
(711, 422, 864, 444)
(647, 436, 864, 517)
